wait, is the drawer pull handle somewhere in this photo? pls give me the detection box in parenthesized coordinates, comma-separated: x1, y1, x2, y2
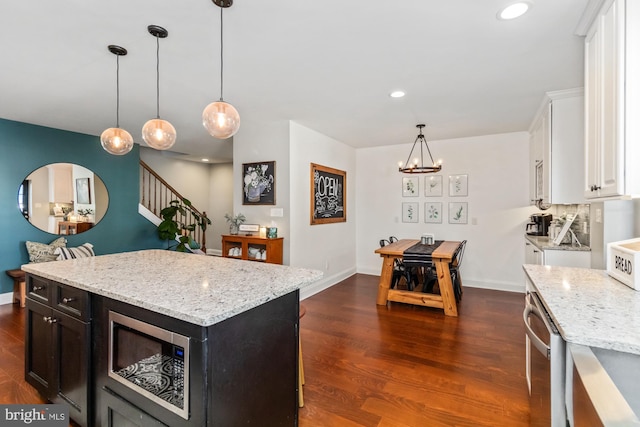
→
(43, 316, 51, 323)
(62, 297, 76, 304)
(33, 285, 44, 291)
(48, 317, 58, 324)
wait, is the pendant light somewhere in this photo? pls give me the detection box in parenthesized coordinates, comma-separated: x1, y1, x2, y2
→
(101, 45, 134, 156)
(202, 0, 240, 140)
(142, 25, 177, 150)
(398, 124, 443, 174)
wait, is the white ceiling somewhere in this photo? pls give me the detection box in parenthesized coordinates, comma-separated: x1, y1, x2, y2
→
(1, 0, 588, 163)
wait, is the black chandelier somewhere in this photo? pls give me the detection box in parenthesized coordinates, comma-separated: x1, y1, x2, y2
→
(398, 124, 442, 174)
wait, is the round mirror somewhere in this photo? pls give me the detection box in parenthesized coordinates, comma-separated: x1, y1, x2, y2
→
(18, 163, 108, 235)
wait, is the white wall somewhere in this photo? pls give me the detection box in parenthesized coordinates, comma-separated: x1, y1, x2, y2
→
(208, 163, 233, 252)
(290, 122, 357, 298)
(232, 120, 292, 262)
(356, 132, 533, 292)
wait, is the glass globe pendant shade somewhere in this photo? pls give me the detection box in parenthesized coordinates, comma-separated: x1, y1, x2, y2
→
(142, 118, 177, 150)
(202, 100, 240, 139)
(100, 127, 134, 155)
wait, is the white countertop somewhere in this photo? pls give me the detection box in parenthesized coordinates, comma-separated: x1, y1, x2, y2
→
(524, 264, 640, 355)
(525, 234, 591, 251)
(22, 250, 323, 327)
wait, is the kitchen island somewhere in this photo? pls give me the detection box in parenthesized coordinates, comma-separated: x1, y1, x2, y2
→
(523, 264, 640, 354)
(524, 264, 640, 425)
(22, 250, 322, 427)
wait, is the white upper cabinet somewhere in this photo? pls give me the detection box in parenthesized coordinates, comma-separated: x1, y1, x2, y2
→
(582, 0, 640, 199)
(529, 89, 586, 206)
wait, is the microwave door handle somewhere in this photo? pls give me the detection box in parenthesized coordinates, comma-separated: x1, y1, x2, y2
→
(523, 305, 551, 359)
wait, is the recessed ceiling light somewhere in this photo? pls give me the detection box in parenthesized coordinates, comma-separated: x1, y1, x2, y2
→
(201, 158, 209, 162)
(497, 2, 530, 20)
(390, 91, 405, 98)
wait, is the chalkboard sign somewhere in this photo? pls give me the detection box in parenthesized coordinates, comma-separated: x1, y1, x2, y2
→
(310, 163, 346, 225)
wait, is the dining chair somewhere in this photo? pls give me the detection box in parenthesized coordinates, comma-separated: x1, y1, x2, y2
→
(379, 239, 416, 290)
(449, 240, 467, 302)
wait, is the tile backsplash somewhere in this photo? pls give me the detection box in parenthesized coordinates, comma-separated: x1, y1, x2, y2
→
(547, 204, 590, 246)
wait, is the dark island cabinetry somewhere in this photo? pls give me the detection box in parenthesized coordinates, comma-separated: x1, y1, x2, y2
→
(92, 290, 299, 427)
(24, 274, 91, 427)
(22, 251, 318, 427)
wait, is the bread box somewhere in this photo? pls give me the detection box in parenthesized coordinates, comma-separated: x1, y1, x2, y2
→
(607, 238, 640, 290)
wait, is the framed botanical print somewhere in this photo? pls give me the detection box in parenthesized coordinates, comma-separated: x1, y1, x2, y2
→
(425, 175, 442, 197)
(449, 202, 468, 224)
(449, 174, 468, 197)
(424, 202, 442, 223)
(402, 177, 419, 197)
(402, 202, 419, 223)
(243, 161, 276, 205)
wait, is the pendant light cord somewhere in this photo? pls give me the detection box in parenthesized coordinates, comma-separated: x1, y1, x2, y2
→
(116, 54, 121, 128)
(156, 35, 161, 118)
(220, 6, 224, 102)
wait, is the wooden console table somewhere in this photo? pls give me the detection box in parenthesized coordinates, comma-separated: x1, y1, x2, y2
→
(57, 221, 93, 235)
(375, 239, 462, 316)
(222, 234, 284, 264)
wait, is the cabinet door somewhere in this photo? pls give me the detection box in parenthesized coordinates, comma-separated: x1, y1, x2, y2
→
(101, 388, 168, 427)
(525, 241, 544, 265)
(585, 0, 624, 198)
(530, 117, 544, 205)
(584, 19, 600, 197)
(25, 299, 53, 396)
(599, 0, 623, 197)
(51, 310, 90, 426)
(540, 104, 551, 204)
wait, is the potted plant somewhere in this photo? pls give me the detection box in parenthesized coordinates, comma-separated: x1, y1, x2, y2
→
(77, 208, 93, 222)
(225, 213, 246, 235)
(157, 198, 211, 252)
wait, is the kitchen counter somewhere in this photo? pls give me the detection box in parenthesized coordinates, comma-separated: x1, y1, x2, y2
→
(524, 264, 640, 355)
(22, 249, 323, 326)
(525, 234, 591, 251)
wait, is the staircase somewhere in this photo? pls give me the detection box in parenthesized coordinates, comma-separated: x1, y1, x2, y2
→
(139, 160, 208, 252)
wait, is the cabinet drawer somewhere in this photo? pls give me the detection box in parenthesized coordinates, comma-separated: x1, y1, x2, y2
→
(54, 284, 90, 321)
(27, 274, 51, 304)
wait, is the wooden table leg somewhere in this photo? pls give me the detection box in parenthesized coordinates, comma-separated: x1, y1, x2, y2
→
(434, 259, 458, 317)
(376, 256, 394, 305)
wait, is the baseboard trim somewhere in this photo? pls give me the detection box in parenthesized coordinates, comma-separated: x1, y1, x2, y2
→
(0, 292, 15, 306)
(300, 267, 356, 300)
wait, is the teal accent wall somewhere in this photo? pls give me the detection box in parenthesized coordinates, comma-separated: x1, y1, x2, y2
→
(0, 118, 163, 295)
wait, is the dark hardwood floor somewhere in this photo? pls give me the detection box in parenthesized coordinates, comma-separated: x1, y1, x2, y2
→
(298, 274, 530, 427)
(0, 273, 529, 426)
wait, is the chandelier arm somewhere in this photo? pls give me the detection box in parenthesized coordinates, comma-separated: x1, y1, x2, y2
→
(402, 134, 422, 169)
(422, 135, 437, 166)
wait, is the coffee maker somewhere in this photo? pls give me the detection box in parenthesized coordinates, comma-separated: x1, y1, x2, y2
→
(526, 213, 552, 236)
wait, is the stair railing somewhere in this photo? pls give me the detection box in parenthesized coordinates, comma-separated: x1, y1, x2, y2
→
(140, 160, 208, 252)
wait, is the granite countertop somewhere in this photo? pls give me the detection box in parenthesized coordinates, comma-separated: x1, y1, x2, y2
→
(525, 234, 591, 251)
(524, 264, 640, 355)
(22, 250, 323, 327)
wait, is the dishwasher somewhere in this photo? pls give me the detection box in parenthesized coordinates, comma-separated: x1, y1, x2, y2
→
(524, 291, 566, 426)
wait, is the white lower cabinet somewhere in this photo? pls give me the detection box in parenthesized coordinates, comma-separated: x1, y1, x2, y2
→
(525, 238, 591, 268)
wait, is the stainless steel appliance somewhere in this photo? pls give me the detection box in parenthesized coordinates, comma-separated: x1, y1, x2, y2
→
(526, 213, 553, 236)
(524, 291, 566, 426)
(568, 343, 640, 426)
(108, 311, 190, 420)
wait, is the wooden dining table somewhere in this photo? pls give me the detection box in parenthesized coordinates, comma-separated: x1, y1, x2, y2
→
(374, 239, 462, 316)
